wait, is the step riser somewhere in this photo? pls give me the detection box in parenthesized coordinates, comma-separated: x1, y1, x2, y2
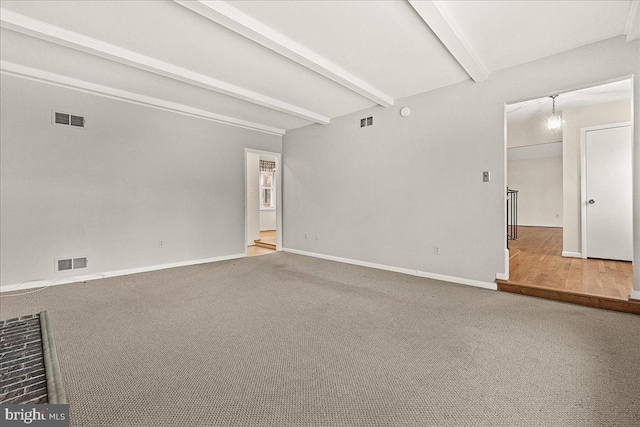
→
(254, 241, 276, 250)
(497, 281, 640, 315)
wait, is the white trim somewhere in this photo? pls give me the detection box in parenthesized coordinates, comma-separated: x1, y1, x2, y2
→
(0, 9, 329, 124)
(631, 290, 640, 301)
(562, 251, 582, 258)
(501, 103, 509, 283)
(505, 75, 636, 108)
(624, 0, 640, 42)
(0, 253, 245, 293)
(174, 0, 394, 107)
(282, 248, 497, 291)
(496, 248, 510, 281)
(245, 149, 282, 255)
(408, 1, 489, 82)
(580, 121, 632, 259)
(1, 61, 286, 136)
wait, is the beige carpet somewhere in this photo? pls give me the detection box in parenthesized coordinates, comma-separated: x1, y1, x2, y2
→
(1, 252, 639, 426)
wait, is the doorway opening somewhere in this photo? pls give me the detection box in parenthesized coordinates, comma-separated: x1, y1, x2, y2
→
(499, 77, 636, 312)
(245, 149, 281, 257)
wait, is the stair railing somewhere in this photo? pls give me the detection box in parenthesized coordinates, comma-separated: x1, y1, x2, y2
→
(507, 187, 518, 247)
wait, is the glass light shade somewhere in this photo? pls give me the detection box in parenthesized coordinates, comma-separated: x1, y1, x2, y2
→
(547, 115, 562, 130)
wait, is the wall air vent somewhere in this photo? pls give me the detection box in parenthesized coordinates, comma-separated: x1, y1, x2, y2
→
(73, 257, 87, 269)
(70, 115, 85, 127)
(57, 259, 72, 272)
(56, 257, 88, 272)
(360, 116, 374, 128)
(52, 111, 85, 128)
(54, 112, 70, 125)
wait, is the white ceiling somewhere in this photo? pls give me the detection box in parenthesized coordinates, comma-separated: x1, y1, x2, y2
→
(229, 0, 470, 99)
(0, 1, 637, 135)
(439, 1, 635, 72)
(506, 79, 633, 123)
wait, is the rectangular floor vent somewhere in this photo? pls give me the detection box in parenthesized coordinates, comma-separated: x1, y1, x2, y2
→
(56, 257, 88, 272)
(53, 111, 85, 128)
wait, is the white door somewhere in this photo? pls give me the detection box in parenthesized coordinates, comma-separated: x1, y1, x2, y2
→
(583, 124, 632, 261)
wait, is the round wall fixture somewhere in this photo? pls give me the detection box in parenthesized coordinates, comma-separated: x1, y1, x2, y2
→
(400, 107, 411, 117)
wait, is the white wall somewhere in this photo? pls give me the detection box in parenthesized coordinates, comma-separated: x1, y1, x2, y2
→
(507, 153, 563, 227)
(507, 112, 564, 228)
(260, 210, 276, 231)
(0, 74, 281, 287)
(561, 99, 631, 255)
(507, 115, 562, 148)
(283, 36, 639, 289)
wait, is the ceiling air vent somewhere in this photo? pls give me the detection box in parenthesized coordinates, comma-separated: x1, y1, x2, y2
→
(360, 116, 374, 128)
(52, 111, 85, 128)
(56, 257, 88, 272)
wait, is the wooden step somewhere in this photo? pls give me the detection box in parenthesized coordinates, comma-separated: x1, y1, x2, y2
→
(496, 280, 640, 315)
(254, 240, 276, 250)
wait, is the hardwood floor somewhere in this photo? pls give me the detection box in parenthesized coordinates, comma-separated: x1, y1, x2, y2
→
(248, 230, 276, 256)
(501, 226, 633, 300)
(258, 230, 276, 245)
(247, 245, 275, 256)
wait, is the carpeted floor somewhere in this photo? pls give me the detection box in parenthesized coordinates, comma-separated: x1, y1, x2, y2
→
(1, 252, 639, 426)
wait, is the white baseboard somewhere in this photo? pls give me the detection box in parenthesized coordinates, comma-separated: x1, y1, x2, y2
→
(631, 290, 640, 301)
(519, 224, 562, 228)
(282, 248, 497, 291)
(0, 253, 246, 293)
(562, 251, 582, 258)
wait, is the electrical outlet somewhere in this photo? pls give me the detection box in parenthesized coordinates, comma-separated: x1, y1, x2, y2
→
(483, 171, 490, 182)
(315, 233, 320, 240)
(304, 233, 308, 239)
(159, 240, 164, 248)
(434, 246, 440, 255)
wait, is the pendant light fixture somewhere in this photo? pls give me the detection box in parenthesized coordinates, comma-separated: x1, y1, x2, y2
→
(547, 95, 561, 130)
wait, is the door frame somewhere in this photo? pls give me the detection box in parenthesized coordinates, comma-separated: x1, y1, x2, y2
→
(244, 148, 282, 256)
(501, 74, 634, 282)
(580, 121, 632, 259)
